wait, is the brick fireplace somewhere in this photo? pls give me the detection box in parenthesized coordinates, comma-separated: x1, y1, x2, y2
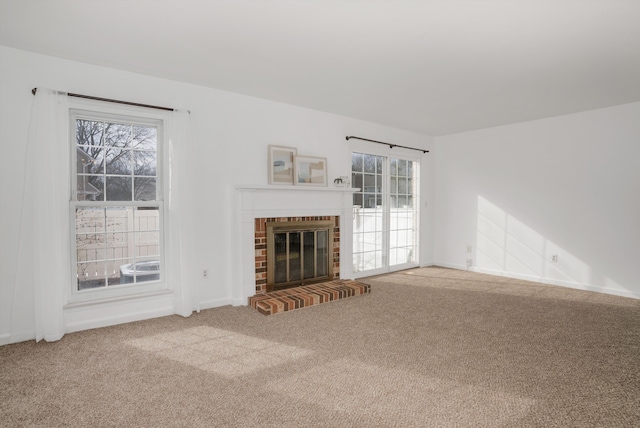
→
(234, 185, 356, 306)
(254, 216, 340, 294)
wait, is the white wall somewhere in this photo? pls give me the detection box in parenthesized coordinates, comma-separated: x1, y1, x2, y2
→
(434, 102, 640, 298)
(0, 46, 434, 343)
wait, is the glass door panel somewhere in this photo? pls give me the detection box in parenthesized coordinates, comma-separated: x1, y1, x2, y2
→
(352, 152, 418, 274)
(352, 153, 386, 273)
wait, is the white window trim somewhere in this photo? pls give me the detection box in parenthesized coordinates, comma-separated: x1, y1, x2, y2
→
(67, 99, 171, 305)
(350, 141, 422, 278)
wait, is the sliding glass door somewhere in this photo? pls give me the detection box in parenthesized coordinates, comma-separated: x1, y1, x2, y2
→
(351, 152, 419, 276)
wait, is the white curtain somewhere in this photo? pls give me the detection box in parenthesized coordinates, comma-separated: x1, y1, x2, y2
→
(168, 109, 194, 317)
(12, 88, 70, 342)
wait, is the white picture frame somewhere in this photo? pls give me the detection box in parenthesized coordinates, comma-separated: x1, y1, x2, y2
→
(268, 145, 297, 185)
(294, 156, 328, 187)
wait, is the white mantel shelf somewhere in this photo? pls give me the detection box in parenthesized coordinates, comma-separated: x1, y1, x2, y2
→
(235, 185, 360, 193)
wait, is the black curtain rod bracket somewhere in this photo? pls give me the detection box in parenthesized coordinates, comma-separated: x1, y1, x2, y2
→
(345, 136, 429, 154)
(31, 87, 175, 112)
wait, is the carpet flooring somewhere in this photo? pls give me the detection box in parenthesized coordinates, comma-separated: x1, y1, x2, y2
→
(1, 267, 639, 427)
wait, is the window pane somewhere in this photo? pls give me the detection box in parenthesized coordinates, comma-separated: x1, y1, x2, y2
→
(106, 232, 130, 252)
(105, 149, 132, 175)
(106, 207, 130, 232)
(364, 174, 376, 192)
(351, 153, 363, 172)
(104, 123, 132, 149)
(107, 259, 128, 285)
(109, 245, 128, 261)
(117, 258, 137, 284)
(134, 151, 156, 176)
(134, 177, 156, 201)
(398, 177, 408, 194)
(76, 233, 103, 262)
(132, 125, 157, 151)
(77, 261, 106, 290)
(105, 177, 132, 201)
(76, 208, 104, 233)
(363, 155, 376, 173)
(398, 160, 407, 176)
(135, 231, 160, 257)
(364, 193, 377, 208)
(133, 258, 160, 283)
(390, 158, 397, 175)
(117, 258, 160, 284)
(352, 173, 362, 190)
(77, 174, 102, 201)
(76, 120, 104, 147)
(390, 176, 398, 194)
(76, 147, 103, 175)
(134, 207, 160, 231)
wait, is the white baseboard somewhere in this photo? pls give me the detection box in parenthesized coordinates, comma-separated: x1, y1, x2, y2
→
(433, 262, 639, 300)
(3, 295, 249, 346)
(196, 297, 243, 311)
(433, 261, 469, 271)
(0, 330, 36, 346)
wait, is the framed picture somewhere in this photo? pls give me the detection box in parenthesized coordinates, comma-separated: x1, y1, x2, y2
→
(268, 145, 297, 185)
(294, 156, 327, 186)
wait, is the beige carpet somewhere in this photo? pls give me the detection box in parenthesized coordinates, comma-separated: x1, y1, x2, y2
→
(2, 267, 639, 427)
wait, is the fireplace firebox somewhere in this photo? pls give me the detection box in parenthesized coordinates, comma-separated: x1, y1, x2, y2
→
(266, 220, 334, 291)
(254, 216, 340, 294)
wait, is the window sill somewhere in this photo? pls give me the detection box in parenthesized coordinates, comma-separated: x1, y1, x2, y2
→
(64, 289, 173, 310)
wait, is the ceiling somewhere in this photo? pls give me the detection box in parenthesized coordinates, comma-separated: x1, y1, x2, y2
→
(1, 0, 639, 136)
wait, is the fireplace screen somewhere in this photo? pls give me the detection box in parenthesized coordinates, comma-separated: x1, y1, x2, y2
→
(267, 220, 333, 291)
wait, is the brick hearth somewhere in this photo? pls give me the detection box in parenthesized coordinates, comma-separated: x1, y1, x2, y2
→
(249, 280, 370, 315)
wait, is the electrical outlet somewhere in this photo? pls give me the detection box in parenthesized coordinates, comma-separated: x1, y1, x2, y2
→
(203, 269, 208, 278)
(466, 259, 473, 268)
(466, 245, 473, 253)
(551, 254, 558, 263)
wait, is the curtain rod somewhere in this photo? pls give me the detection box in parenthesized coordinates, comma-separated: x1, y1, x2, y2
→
(31, 88, 175, 112)
(345, 136, 429, 154)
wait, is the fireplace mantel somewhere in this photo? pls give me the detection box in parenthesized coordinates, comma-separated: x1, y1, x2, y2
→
(236, 184, 358, 192)
(232, 185, 359, 305)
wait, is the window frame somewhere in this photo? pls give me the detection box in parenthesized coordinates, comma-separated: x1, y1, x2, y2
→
(350, 145, 421, 277)
(68, 106, 168, 304)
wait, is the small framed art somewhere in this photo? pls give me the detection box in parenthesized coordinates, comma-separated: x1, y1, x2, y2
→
(268, 145, 297, 185)
(294, 156, 327, 186)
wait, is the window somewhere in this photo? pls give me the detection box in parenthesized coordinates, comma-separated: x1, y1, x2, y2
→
(71, 110, 164, 299)
(352, 152, 419, 275)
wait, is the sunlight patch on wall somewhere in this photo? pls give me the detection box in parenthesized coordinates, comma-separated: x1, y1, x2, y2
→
(125, 326, 312, 378)
(475, 196, 627, 295)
